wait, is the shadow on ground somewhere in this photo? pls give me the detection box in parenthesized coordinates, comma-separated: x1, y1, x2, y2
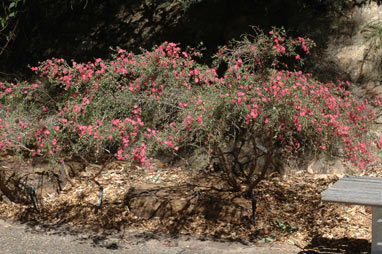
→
(300, 236, 370, 254)
(15, 219, 257, 251)
(5, 183, 252, 250)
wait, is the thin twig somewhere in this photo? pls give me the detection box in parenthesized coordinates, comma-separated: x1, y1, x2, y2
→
(216, 146, 240, 190)
(247, 130, 274, 195)
(0, 22, 9, 33)
(0, 19, 18, 56)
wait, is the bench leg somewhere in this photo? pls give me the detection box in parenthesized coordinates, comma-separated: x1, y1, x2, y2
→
(372, 207, 382, 253)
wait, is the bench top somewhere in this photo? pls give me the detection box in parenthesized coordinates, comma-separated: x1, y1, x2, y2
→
(321, 175, 382, 207)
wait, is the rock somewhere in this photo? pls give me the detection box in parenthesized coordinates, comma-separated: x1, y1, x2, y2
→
(318, 2, 382, 86)
(65, 161, 86, 178)
(336, 44, 367, 81)
(305, 153, 358, 175)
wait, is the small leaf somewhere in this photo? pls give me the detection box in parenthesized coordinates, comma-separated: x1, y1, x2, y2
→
(276, 218, 286, 230)
(9, 12, 15, 18)
(259, 236, 275, 243)
(288, 225, 299, 232)
(9, 2, 16, 9)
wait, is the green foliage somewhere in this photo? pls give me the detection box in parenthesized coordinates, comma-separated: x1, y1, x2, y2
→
(361, 19, 382, 80)
(361, 19, 382, 52)
(0, 0, 25, 56)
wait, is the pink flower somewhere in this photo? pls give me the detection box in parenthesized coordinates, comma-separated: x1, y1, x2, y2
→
(73, 105, 81, 114)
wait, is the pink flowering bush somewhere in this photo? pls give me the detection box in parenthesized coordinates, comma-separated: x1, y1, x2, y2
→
(0, 41, 209, 167)
(0, 27, 380, 194)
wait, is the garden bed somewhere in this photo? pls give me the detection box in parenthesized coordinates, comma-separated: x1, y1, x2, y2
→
(0, 154, 375, 251)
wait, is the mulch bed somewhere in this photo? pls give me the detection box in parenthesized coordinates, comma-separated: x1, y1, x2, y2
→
(0, 155, 376, 252)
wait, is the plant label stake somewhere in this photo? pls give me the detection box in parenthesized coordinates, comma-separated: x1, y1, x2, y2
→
(59, 161, 67, 188)
(28, 186, 39, 213)
(97, 187, 103, 207)
(251, 192, 257, 225)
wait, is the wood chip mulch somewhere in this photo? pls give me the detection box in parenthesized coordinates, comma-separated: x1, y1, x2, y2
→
(0, 156, 377, 252)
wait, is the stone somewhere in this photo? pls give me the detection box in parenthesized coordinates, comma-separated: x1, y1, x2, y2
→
(321, 2, 382, 86)
(305, 154, 357, 175)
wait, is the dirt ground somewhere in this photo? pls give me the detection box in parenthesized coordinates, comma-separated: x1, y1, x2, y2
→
(0, 218, 303, 254)
(0, 154, 376, 253)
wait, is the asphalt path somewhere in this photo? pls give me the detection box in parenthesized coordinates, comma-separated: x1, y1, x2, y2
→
(0, 219, 302, 254)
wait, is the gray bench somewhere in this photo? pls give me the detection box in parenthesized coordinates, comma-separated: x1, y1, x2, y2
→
(321, 175, 382, 254)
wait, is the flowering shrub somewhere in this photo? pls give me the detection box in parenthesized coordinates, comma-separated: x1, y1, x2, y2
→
(0, 27, 380, 194)
(0, 41, 211, 167)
